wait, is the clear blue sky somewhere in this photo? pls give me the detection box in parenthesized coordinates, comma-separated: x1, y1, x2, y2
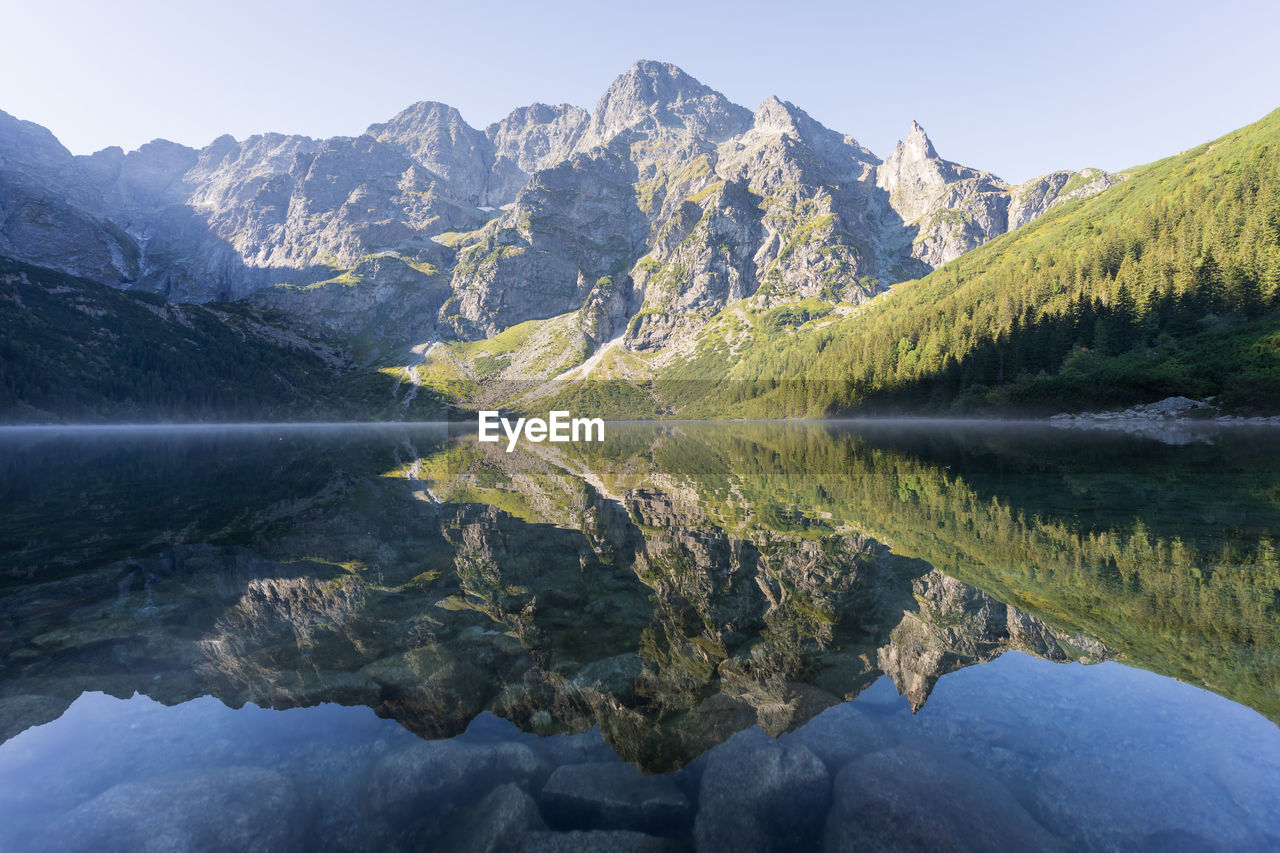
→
(3, 0, 1278, 183)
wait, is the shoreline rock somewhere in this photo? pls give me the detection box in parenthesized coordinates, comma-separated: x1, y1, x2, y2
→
(1048, 396, 1280, 443)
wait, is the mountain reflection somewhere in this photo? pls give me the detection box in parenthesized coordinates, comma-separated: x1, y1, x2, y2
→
(1, 422, 1277, 771)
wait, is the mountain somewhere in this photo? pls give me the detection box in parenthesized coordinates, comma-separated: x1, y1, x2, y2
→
(0, 61, 1121, 420)
(646, 107, 1280, 417)
(877, 121, 1117, 267)
(16, 62, 1273, 420)
(0, 256, 447, 423)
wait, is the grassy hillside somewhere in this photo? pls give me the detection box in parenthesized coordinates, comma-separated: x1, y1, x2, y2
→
(0, 256, 449, 423)
(658, 108, 1280, 416)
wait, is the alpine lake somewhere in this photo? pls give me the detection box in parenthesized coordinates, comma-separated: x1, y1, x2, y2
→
(1, 420, 1278, 851)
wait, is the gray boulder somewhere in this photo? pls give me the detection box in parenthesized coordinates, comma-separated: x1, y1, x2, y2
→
(361, 738, 544, 827)
(34, 766, 304, 853)
(518, 829, 679, 852)
(781, 702, 896, 772)
(694, 727, 831, 851)
(1030, 754, 1271, 851)
(541, 762, 689, 835)
(823, 745, 1063, 852)
(435, 783, 547, 853)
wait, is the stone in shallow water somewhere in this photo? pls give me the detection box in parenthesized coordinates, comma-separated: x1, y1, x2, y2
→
(540, 762, 690, 835)
(517, 829, 679, 852)
(781, 702, 896, 772)
(694, 727, 831, 851)
(435, 783, 547, 853)
(1030, 754, 1272, 851)
(529, 727, 620, 768)
(823, 745, 1064, 852)
(361, 739, 544, 828)
(34, 766, 304, 852)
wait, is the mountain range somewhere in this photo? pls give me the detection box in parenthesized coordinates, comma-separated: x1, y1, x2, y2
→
(3, 60, 1278, 421)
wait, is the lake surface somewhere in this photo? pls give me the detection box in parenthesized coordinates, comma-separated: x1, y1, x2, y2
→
(1, 421, 1278, 851)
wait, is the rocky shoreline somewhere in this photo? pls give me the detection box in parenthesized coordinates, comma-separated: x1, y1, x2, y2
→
(1049, 396, 1280, 443)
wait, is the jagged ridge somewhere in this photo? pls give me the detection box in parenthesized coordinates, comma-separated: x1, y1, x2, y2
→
(0, 61, 1117, 380)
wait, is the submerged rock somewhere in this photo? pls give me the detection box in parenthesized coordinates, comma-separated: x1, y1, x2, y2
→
(694, 727, 831, 851)
(823, 745, 1063, 852)
(1030, 754, 1272, 851)
(517, 829, 679, 852)
(781, 702, 896, 772)
(360, 646, 495, 737)
(435, 783, 547, 853)
(541, 762, 690, 835)
(35, 766, 304, 852)
(528, 727, 621, 769)
(361, 738, 544, 828)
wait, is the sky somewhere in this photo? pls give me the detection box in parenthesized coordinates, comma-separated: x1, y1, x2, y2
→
(2, 0, 1278, 183)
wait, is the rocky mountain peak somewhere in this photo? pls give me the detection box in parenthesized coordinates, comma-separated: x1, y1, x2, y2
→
(749, 96, 872, 155)
(105, 139, 199, 209)
(730, 95, 879, 184)
(132, 137, 198, 165)
(365, 100, 491, 204)
(578, 60, 752, 150)
(899, 120, 939, 162)
(0, 109, 72, 174)
(877, 120, 962, 204)
(366, 100, 470, 138)
(752, 96, 808, 136)
(613, 59, 705, 106)
(206, 133, 239, 151)
(485, 102, 589, 175)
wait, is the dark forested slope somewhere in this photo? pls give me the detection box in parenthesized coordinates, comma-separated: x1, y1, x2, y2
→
(0, 256, 446, 423)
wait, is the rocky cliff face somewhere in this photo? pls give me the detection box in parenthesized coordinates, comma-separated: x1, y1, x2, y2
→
(0, 62, 1119, 363)
(487, 103, 589, 176)
(1008, 167, 1118, 229)
(0, 111, 141, 285)
(877, 121, 1122, 268)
